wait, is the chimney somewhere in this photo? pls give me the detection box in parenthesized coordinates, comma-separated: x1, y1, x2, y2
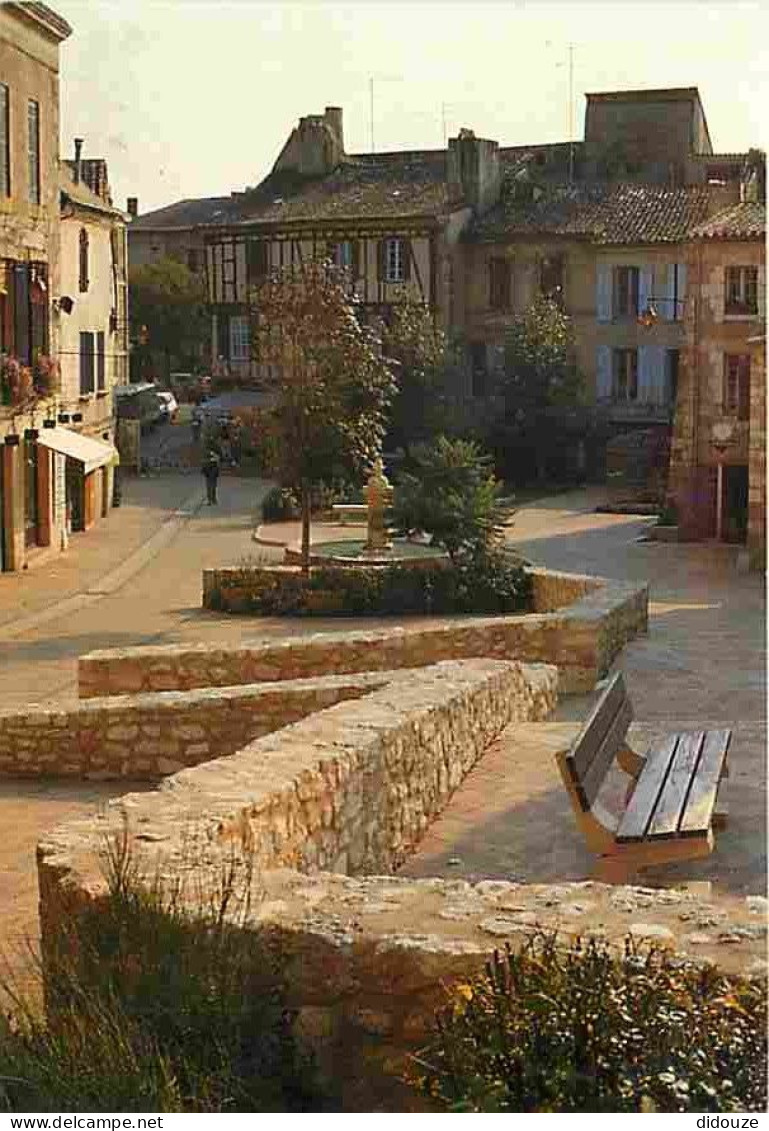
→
(73, 137, 84, 184)
(126, 197, 138, 218)
(324, 106, 344, 150)
(447, 128, 501, 214)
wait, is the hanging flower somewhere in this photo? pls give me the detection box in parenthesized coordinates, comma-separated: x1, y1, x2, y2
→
(33, 354, 61, 397)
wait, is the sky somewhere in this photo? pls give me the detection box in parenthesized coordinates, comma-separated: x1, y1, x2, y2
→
(54, 0, 769, 217)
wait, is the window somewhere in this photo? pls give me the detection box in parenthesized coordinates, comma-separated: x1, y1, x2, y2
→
(540, 254, 564, 305)
(0, 84, 9, 197)
(666, 349, 680, 406)
(27, 99, 40, 205)
(725, 267, 758, 316)
(613, 266, 639, 318)
(723, 354, 750, 421)
(229, 314, 250, 361)
(330, 240, 358, 274)
(79, 331, 95, 395)
(246, 239, 268, 284)
(78, 228, 89, 292)
(612, 348, 638, 402)
(382, 237, 408, 283)
(488, 257, 511, 310)
(96, 331, 105, 391)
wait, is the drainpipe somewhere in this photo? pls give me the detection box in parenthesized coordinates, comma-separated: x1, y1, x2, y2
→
(691, 242, 703, 534)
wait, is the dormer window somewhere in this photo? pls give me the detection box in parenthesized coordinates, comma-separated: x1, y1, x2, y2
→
(79, 227, 90, 292)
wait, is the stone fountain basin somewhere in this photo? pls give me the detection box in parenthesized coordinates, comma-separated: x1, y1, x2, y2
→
(284, 538, 448, 568)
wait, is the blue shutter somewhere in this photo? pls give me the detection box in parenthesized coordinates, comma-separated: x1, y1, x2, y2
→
(663, 264, 676, 321)
(596, 345, 612, 400)
(675, 262, 687, 321)
(638, 344, 666, 404)
(596, 264, 612, 322)
(639, 267, 653, 319)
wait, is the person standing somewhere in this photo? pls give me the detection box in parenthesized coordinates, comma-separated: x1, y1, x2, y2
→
(201, 448, 221, 505)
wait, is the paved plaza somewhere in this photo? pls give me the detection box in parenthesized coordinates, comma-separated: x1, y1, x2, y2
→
(0, 475, 765, 988)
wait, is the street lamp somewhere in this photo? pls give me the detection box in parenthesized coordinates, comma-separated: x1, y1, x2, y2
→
(711, 420, 735, 543)
(637, 297, 686, 327)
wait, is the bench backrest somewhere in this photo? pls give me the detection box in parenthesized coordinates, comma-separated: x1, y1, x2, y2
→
(561, 672, 633, 813)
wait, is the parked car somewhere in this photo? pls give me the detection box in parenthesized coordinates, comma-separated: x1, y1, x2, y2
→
(114, 382, 164, 432)
(156, 390, 179, 423)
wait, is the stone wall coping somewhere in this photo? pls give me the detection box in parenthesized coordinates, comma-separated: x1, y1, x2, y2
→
(0, 670, 396, 721)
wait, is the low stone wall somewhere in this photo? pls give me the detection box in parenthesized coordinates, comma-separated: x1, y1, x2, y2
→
(38, 663, 765, 1111)
(79, 571, 646, 699)
(0, 672, 392, 779)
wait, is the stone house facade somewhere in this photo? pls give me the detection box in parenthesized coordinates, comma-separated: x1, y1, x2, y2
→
(667, 200, 766, 562)
(57, 147, 127, 533)
(0, 1, 70, 571)
(0, 4, 122, 572)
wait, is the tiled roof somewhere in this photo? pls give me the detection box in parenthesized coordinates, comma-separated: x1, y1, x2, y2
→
(228, 150, 448, 226)
(128, 196, 240, 229)
(689, 201, 765, 240)
(60, 162, 124, 218)
(470, 182, 715, 244)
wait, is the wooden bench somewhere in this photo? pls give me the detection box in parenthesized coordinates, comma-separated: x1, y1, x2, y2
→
(330, 503, 368, 525)
(556, 672, 731, 883)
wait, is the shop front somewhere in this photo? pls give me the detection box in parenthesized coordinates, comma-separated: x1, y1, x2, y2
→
(37, 427, 116, 537)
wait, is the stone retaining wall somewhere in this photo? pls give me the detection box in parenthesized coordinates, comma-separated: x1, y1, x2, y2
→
(38, 663, 765, 1111)
(0, 672, 392, 779)
(79, 571, 646, 698)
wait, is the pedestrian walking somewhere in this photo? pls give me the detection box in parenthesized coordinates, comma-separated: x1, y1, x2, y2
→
(201, 448, 221, 505)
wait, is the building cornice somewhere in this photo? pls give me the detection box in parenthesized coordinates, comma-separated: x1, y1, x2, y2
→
(5, 2, 72, 42)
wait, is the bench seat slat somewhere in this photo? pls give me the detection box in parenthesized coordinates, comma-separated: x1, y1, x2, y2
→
(647, 731, 705, 839)
(616, 734, 679, 843)
(679, 729, 731, 836)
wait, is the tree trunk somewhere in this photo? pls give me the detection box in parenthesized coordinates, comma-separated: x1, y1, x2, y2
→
(300, 481, 311, 577)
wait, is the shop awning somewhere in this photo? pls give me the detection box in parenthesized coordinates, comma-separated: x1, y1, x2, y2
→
(37, 427, 116, 475)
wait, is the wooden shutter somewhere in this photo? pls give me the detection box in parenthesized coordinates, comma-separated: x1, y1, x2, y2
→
(246, 240, 268, 284)
(377, 239, 387, 281)
(596, 345, 612, 400)
(402, 238, 411, 281)
(675, 263, 687, 321)
(596, 264, 612, 322)
(351, 240, 361, 278)
(96, 331, 106, 391)
(13, 265, 30, 364)
(79, 332, 94, 394)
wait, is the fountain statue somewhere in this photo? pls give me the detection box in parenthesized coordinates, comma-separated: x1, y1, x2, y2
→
(363, 457, 393, 556)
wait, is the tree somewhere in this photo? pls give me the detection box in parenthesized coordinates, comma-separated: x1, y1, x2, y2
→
(128, 257, 208, 383)
(502, 295, 583, 412)
(380, 300, 461, 451)
(251, 260, 397, 573)
(497, 295, 585, 483)
(391, 435, 512, 560)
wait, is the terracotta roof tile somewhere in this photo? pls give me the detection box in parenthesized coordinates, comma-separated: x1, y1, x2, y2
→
(470, 182, 715, 244)
(688, 201, 765, 240)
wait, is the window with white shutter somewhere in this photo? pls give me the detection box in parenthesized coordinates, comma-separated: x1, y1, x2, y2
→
(596, 265, 612, 323)
(596, 345, 612, 400)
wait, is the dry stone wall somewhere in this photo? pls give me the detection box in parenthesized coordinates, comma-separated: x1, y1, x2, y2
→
(0, 672, 392, 779)
(38, 657, 765, 1111)
(79, 570, 647, 699)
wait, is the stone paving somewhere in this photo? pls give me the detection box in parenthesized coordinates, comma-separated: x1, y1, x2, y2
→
(401, 491, 766, 895)
(0, 480, 764, 988)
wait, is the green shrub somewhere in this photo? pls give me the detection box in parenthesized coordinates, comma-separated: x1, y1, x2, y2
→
(261, 486, 300, 523)
(238, 553, 531, 618)
(392, 436, 513, 559)
(412, 934, 767, 1113)
(0, 834, 337, 1113)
